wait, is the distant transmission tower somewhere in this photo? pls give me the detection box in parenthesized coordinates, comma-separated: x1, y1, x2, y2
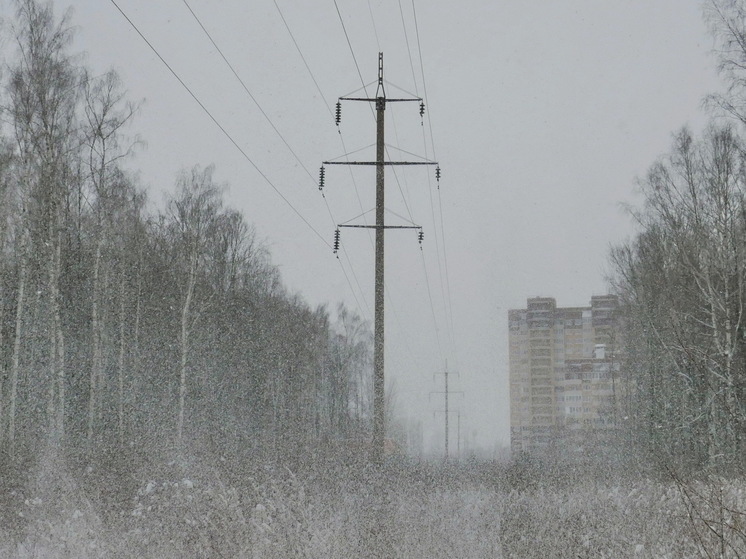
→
(432, 361, 462, 461)
(322, 53, 439, 463)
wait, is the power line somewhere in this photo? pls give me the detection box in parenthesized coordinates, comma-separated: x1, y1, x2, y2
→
(275, 3, 452, 440)
(325, 53, 434, 461)
(398, 0, 419, 97)
(272, 0, 333, 118)
(361, 3, 447, 366)
(179, 0, 318, 185)
(337, 245, 371, 320)
(107, 0, 330, 249)
(436, 184, 456, 356)
(336, 3, 451, 381)
(272, 0, 376, 319)
(333, 0, 370, 102)
(350, 0, 447, 367)
(367, 0, 381, 52)
(420, 248, 444, 365)
(412, 0, 436, 160)
(381, 89, 445, 363)
(331, 3, 446, 372)
(412, 0, 458, 363)
(177, 0, 373, 321)
(334, 0, 378, 125)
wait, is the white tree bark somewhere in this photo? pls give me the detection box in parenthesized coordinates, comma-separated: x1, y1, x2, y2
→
(9, 232, 27, 454)
(177, 251, 197, 449)
(117, 271, 126, 445)
(87, 238, 103, 445)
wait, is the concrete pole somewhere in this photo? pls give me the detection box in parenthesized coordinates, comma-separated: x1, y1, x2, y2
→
(373, 53, 386, 464)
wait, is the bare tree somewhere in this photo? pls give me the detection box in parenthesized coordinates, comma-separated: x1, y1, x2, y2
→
(611, 125, 746, 467)
(82, 69, 139, 446)
(0, 141, 15, 446)
(7, 0, 81, 445)
(167, 164, 222, 449)
(326, 304, 373, 439)
(705, 0, 746, 125)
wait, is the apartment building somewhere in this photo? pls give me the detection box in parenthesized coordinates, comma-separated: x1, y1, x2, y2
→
(508, 295, 621, 454)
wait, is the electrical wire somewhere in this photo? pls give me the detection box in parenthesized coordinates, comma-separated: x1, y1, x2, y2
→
(382, 122, 447, 367)
(331, 4, 423, 368)
(412, 0, 436, 161)
(333, 0, 370, 102)
(412, 0, 458, 364)
(385, 143, 435, 161)
(182, 0, 375, 321)
(420, 248, 444, 365)
(367, 0, 381, 52)
(398, 0, 420, 97)
(388, 157, 445, 366)
(338, 244, 371, 320)
(272, 0, 333, 119)
(273, 0, 374, 319)
(356, 2, 445, 364)
(180, 0, 371, 319)
(333, 0, 446, 368)
(180, 0, 318, 184)
(107, 0, 331, 249)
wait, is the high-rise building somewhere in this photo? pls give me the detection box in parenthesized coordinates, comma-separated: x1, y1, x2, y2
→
(508, 295, 622, 454)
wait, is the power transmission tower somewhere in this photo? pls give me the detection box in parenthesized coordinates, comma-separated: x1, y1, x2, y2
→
(456, 410, 461, 459)
(322, 53, 438, 463)
(431, 362, 462, 462)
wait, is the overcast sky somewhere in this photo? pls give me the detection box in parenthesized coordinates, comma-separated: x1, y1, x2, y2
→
(0, 0, 726, 454)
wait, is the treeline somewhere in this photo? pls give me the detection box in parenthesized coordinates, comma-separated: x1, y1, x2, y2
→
(0, 0, 373, 467)
(610, 1, 746, 471)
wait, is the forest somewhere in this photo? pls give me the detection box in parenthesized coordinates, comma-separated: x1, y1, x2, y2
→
(0, 0, 745, 557)
(0, 0, 380, 464)
(608, 1, 746, 473)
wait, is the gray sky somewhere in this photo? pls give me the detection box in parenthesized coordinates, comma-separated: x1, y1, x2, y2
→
(1, 0, 725, 454)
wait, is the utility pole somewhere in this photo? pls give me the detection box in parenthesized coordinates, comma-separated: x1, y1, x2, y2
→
(373, 57, 386, 466)
(456, 411, 461, 460)
(322, 53, 438, 463)
(444, 367, 450, 457)
(432, 362, 462, 462)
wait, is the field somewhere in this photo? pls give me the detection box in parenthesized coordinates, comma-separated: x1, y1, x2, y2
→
(1, 447, 744, 558)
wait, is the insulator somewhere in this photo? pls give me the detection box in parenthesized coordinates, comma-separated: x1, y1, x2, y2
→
(333, 228, 340, 253)
(335, 101, 342, 126)
(418, 230, 424, 244)
(319, 166, 325, 191)
(419, 101, 425, 118)
(435, 166, 441, 182)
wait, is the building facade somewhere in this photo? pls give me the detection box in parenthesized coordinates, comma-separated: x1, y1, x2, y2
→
(509, 295, 621, 454)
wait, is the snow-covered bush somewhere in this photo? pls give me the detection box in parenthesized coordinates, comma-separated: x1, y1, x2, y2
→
(1, 452, 744, 558)
(124, 475, 250, 558)
(10, 443, 110, 559)
(249, 470, 316, 558)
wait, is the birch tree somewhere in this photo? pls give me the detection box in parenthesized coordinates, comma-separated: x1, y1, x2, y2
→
(706, 0, 746, 125)
(7, 0, 81, 445)
(325, 304, 372, 439)
(82, 69, 138, 446)
(611, 126, 746, 467)
(0, 141, 15, 447)
(168, 165, 222, 449)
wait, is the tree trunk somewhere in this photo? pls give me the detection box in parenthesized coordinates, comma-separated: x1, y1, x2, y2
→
(8, 235, 27, 455)
(117, 270, 126, 446)
(88, 237, 103, 445)
(0, 267, 5, 447)
(47, 238, 57, 436)
(134, 243, 142, 374)
(177, 251, 197, 449)
(54, 229, 65, 439)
